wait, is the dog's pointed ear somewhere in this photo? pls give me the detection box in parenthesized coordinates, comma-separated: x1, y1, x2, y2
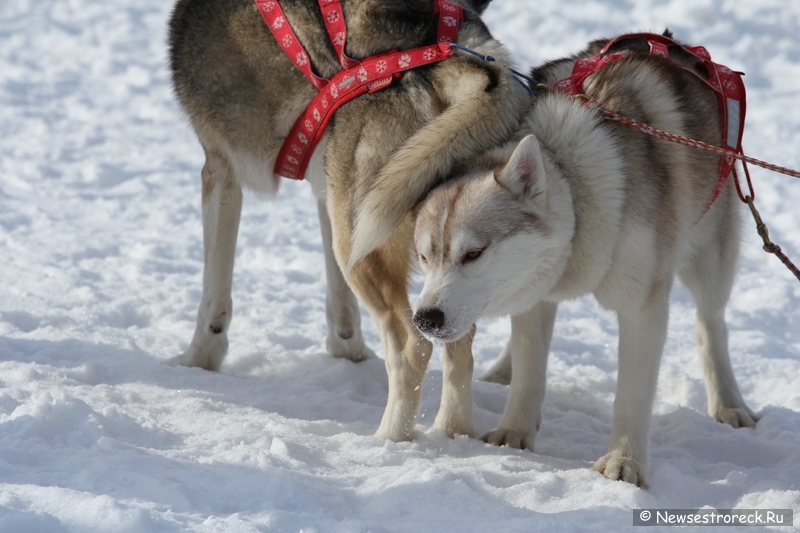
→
(495, 134, 546, 207)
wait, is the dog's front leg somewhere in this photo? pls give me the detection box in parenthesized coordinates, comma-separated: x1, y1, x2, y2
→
(317, 200, 376, 362)
(170, 150, 242, 371)
(434, 324, 477, 437)
(593, 286, 670, 488)
(483, 301, 557, 450)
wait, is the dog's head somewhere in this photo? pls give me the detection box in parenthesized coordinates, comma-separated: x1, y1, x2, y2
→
(412, 135, 573, 342)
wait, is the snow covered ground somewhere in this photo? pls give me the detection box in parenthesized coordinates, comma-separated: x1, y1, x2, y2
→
(1, 0, 799, 531)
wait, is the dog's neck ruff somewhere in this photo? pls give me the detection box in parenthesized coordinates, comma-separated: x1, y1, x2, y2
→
(254, 0, 462, 180)
(553, 32, 746, 209)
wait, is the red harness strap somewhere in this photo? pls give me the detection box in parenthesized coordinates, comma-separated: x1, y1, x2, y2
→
(553, 33, 746, 207)
(254, 0, 463, 180)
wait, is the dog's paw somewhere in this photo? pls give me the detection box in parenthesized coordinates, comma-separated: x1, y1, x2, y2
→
(164, 354, 185, 367)
(478, 364, 512, 385)
(712, 406, 758, 429)
(477, 347, 512, 385)
(373, 424, 415, 443)
(166, 337, 227, 371)
(433, 413, 475, 439)
(165, 351, 221, 371)
(481, 428, 534, 450)
(593, 452, 647, 488)
(326, 334, 376, 363)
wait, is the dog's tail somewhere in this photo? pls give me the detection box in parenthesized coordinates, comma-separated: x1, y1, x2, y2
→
(348, 59, 528, 268)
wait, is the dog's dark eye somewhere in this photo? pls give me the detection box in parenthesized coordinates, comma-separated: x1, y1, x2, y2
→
(418, 254, 428, 264)
(462, 249, 484, 264)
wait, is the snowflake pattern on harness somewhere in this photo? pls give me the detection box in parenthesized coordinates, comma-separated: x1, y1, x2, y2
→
(576, 57, 599, 69)
(333, 31, 345, 47)
(554, 78, 573, 91)
(257, 0, 463, 179)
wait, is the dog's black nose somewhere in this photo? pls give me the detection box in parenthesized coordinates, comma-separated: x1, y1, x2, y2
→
(413, 308, 445, 333)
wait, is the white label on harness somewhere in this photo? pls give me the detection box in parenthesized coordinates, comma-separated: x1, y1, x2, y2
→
(727, 98, 740, 149)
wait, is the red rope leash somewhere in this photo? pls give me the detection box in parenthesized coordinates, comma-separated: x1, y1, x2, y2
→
(577, 95, 800, 281)
(582, 98, 800, 180)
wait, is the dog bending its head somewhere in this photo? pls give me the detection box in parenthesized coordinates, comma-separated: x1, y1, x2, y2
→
(413, 135, 574, 341)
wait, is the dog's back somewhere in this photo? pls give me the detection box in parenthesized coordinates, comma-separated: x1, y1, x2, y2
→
(527, 38, 736, 302)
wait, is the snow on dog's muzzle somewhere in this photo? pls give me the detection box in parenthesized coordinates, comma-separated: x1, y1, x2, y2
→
(413, 307, 445, 336)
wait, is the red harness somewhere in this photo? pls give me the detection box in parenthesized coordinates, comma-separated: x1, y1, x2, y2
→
(553, 33, 746, 207)
(254, 0, 462, 180)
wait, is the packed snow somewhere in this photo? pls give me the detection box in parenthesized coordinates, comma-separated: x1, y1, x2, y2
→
(1, 0, 799, 531)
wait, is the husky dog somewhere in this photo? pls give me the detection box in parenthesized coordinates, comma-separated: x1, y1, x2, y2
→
(167, 0, 530, 442)
(411, 35, 758, 486)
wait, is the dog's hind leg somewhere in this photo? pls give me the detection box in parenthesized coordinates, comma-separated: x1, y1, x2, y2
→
(679, 218, 757, 428)
(434, 324, 477, 437)
(317, 200, 376, 362)
(478, 339, 512, 385)
(342, 223, 433, 442)
(482, 301, 557, 450)
(169, 149, 242, 371)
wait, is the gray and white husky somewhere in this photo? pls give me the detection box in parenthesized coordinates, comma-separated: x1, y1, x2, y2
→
(167, 0, 530, 442)
(411, 35, 758, 487)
